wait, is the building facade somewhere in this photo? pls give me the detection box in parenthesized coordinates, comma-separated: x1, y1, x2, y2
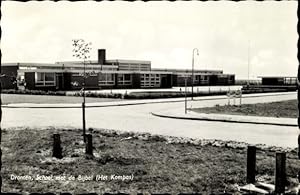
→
(259, 76, 297, 86)
(1, 49, 235, 90)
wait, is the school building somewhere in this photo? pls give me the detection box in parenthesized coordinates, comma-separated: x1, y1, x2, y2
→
(1, 49, 235, 90)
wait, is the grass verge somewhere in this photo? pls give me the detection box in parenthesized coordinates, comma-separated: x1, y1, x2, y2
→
(193, 100, 298, 118)
(1, 127, 299, 194)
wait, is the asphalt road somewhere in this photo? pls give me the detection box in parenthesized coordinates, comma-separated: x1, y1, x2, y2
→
(1, 92, 298, 148)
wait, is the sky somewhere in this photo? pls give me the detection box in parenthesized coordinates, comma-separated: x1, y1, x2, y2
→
(1, 1, 298, 79)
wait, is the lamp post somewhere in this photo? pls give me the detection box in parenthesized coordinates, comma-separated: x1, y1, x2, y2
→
(185, 76, 187, 114)
(192, 48, 199, 100)
(247, 40, 250, 88)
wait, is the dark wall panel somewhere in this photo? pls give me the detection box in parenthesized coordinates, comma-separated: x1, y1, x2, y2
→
(1, 66, 18, 89)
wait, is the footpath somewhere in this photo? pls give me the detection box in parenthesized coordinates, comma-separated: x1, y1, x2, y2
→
(2, 91, 296, 109)
(150, 91, 298, 127)
(3, 91, 297, 127)
(151, 108, 297, 127)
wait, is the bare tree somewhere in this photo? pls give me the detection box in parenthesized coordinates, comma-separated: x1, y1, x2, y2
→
(72, 39, 92, 142)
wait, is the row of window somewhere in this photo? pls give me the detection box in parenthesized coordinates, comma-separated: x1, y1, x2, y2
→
(141, 74, 160, 87)
(98, 74, 132, 86)
(34, 72, 232, 87)
(35, 73, 133, 86)
(35, 73, 56, 86)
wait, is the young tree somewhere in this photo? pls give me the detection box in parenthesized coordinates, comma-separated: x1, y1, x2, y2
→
(72, 39, 92, 142)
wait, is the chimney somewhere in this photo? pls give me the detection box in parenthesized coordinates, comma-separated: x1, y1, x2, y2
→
(98, 49, 106, 64)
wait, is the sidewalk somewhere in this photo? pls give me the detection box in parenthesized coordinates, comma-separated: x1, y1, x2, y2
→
(151, 108, 298, 127)
(2, 91, 297, 109)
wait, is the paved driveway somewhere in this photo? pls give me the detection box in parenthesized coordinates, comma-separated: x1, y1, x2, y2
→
(1, 92, 298, 148)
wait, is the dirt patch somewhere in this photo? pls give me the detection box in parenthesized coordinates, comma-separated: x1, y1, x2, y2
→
(1, 127, 299, 194)
(193, 100, 298, 118)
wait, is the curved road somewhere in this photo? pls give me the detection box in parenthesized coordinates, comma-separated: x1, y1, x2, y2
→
(1, 92, 298, 148)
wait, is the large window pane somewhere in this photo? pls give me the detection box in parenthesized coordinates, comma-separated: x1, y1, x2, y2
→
(99, 74, 106, 81)
(124, 74, 131, 81)
(35, 72, 55, 86)
(37, 73, 44, 81)
(45, 73, 55, 81)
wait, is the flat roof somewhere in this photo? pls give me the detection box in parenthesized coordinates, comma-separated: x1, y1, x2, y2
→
(152, 68, 223, 73)
(2, 62, 118, 69)
(106, 59, 151, 64)
(18, 69, 173, 74)
(258, 76, 297, 78)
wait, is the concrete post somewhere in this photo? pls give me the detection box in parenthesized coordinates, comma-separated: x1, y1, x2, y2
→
(275, 152, 286, 194)
(247, 146, 256, 184)
(53, 134, 63, 159)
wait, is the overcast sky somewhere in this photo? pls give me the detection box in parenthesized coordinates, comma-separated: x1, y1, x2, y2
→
(1, 1, 298, 79)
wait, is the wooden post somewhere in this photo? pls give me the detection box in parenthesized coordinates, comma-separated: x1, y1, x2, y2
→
(82, 102, 86, 143)
(298, 134, 300, 160)
(240, 90, 242, 106)
(0, 80, 2, 193)
(247, 146, 256, 184)
(233, 94, 236, 105)
(0, 148, 2, 192)
(227, 92, 230, 105)
(185, 77, 187, 114)
(297, 64, 300, 159)
(275, 152, 286, 194)
(53, 134, 63, 159)
(85, 134, 93, 157)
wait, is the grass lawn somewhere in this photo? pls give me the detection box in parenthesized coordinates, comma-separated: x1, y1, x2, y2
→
(193, 100, 298, 118)
(1, 127, 299, 194)
(0, 94, 122, 105)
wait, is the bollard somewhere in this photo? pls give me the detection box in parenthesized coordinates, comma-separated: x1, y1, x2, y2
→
(85, 134, 93, 157)
(298, 64, 300, 159)
(0, 148, 2, 192)
(53, 134, 63, 159)
(247, 146, 256, 184)
(240, 95, 242, 106)
(82, 102, 86, 143)
(298, 134, 300, 159)
(275, 152, 286, 194)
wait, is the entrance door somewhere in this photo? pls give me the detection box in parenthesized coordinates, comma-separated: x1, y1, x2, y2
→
(56, 74, 64, 90)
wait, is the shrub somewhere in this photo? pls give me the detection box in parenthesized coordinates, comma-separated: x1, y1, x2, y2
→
(1, 89, 66, 96)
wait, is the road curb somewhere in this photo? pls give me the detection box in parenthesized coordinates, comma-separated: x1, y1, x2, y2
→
(2, 92, 296, 109)
(151, 112, 298, 127)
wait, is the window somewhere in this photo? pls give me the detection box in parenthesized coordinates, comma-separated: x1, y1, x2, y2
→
(118, 74, 132, 85)
(35, 73, 56, 86)
(98, 73, 115, 85)
(141, 74, 160, 88)
(72, 73, 81, 77)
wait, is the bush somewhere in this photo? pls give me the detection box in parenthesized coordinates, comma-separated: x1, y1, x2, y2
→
(122, 91, 228, 99)
(1, 89, 66, 96)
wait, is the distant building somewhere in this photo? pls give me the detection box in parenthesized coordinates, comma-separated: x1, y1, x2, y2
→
(1, 49, 235, 90)
(259, 76, 297, 86)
